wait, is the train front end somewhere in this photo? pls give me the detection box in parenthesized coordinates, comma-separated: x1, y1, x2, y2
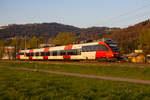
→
(104, 39, 120, 59)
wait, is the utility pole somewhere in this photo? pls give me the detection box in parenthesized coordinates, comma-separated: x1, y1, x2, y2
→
(25, 33, 27, 61)
(25, 33, 26, 50)
(36, 39, 38, 48)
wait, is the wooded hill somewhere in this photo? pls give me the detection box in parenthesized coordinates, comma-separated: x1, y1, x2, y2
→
(0, 23, 112, 41)
(105, 19, 150, 53)
(0, 23, 79, 39)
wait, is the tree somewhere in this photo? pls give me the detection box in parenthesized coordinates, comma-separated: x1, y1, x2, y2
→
(0, 40, 9, 59)
(53, 32, 77, 45)
(47, 38, 53, 44)
(11, 36, 19, 47)
(28, 36, 39, 49)
(20, 38, 25, 50)
(0, 40, 8, 47)
(0, 47, 4, 59)
(138, 28, 150, 53)
(11, 37, 19, 59)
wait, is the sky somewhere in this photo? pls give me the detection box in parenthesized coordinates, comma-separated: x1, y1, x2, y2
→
(0, 0, 150, 28)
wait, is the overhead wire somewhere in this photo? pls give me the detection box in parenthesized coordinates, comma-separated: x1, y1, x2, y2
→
(119, 10, 150, 27)
(100, 1, 150, 27)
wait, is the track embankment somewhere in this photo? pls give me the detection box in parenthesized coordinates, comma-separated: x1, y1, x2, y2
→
(2, 60, 150, 68)
(1, 66, 150, 85)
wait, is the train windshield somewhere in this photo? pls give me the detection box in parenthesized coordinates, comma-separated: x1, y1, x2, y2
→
(105, 41, 120, 52)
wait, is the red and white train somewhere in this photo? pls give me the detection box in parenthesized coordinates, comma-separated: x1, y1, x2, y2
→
(17, 39, 120, 61)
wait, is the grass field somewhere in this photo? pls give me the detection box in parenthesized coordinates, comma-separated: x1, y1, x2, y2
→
(0, 61, 150, 80)
(1, 68, 150, 100)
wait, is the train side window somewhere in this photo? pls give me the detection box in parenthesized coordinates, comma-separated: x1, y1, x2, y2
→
(92, 45, 99, 51)
(52, 51, 57, 56)
(82, 45, 99, 52)
(82, 46, 86, 52)
(18, 52, 24, 55)
(67, 49, 78, 55)
(99, 45, 103, 51)
(26, 53, 30, 56)
(35, 52, 39, 56)
(99, 45, 109, 51)
(67, 50, 71, 55)
(82, 46, 89, 52)
(73, 49, 78, 55)
(102, 45, 109, 51)
(93, 45, 97, 51)
(45, 52, 50, 56)
(41, 52, 45, 56)
(74, 49, 78, 55)
(95, 45, 99, 51)
(90, 46, 95, 51)
(88, 46, 91, 52)
(30, 53, 34, 56)
(60, 50, 66, 56)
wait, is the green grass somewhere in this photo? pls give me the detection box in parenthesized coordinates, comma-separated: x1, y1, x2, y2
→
(0, 68, 150, 100)
(0, 61, 150, 80)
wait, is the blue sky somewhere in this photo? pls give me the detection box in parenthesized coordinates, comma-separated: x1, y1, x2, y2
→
(0, 0, 150, 28)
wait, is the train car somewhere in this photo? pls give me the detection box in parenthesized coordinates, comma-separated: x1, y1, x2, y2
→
(17, 39, 120, 61)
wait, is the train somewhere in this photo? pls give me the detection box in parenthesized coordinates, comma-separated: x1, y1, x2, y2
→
(17, 39, 120, 61)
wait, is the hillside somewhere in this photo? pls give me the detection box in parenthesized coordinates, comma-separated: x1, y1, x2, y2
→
(0, 23, 79, 39)
(0, 23, 111, 41)
(79, 27, 112, 40)
(105, 19, 150, 53)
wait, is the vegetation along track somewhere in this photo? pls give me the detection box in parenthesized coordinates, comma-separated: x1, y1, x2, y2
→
(2, 60, 150, 68)
(1, 66, 150, 85)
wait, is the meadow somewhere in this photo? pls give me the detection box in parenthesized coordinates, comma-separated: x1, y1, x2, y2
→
(0, 68, 150, 100)
(0, 61, 150, 80)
